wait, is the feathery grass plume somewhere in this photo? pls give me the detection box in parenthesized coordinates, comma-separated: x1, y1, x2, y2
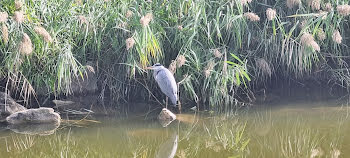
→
(86, 65, 95, 74)
(244, 12, 260, 21)
(241, 0, 252, 6)
(126, 10, 133, 18)
(78, 15, 88, 25)
(287, 0, 301, 9)
(14, 11, 24, 23)
(332, 30, 342, 44)
(19, 33, 33, 55)
(75, 0, 82, 5)
(177, 25, 183, 30)
(176, 55, 186, 68)
(2, 23, 8, 44)
(308, 0, 320, 11)
(317, 28, 326, 41)
(15, 1, 23, 10)
(118, 22, 127, 28)
(309, 41, 320, 52)
(125, 37, 135, 50)
(324, 3, 333, 12)
(140, 13, 153, 27)
(266, 8, 276, 21)
(256, 58, 272, 77)
(0, 12, 8, 23)
(300, 32, 320, 52)
(337, 5, 350, 16)
(299, 20, 307, 29)
(169, 60, 177, 74)
(315, 10, 327, 19)
(204, 61, 215, 78)
(34, 26, 53, 43)
(213, 49, 222, 58)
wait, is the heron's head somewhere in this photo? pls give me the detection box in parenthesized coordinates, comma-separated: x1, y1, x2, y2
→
(146, 63, 164, 71)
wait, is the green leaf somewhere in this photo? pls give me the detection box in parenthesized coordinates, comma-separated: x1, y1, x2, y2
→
(230, 53, 244, 64)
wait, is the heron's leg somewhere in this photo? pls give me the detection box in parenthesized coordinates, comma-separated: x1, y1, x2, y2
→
(166, 97, 168, 109)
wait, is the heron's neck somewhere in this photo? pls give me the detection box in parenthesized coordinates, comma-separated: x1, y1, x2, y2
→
(153, 69, 162, 78)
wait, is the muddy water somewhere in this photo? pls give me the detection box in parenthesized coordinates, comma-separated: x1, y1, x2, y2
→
(0, 99, 349, 158)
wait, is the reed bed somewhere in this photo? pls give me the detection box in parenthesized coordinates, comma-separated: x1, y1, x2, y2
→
(0, 0, 349, 110)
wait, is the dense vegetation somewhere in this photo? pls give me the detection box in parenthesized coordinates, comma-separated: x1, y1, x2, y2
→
(0, 0, 349, 110)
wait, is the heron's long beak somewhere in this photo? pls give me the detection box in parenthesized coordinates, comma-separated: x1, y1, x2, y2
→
(145, 66, 153, 70)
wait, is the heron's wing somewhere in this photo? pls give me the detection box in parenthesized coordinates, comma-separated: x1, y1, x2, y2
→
(155, 69, 177, 99)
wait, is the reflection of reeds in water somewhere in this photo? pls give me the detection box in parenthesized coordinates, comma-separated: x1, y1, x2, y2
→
(246, 106, 348, 158)
(7, 134, 36, 153)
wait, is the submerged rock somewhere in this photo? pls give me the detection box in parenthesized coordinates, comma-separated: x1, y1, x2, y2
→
(158, 108, 176, 127)
(8, 122, 60, 135)
(0, 92, 26, 121)
(6, 107, 61, 124)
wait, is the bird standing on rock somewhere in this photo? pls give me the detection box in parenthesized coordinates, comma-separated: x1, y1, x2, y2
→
(146, 63, 178, 108)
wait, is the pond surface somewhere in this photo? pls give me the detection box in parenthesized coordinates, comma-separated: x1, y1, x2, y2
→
(0, 99, 349, 158)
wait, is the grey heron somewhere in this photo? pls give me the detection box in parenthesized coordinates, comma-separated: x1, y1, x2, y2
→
(146, 63, 178, 107)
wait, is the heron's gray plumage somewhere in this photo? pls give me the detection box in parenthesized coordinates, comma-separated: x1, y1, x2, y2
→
(150, 64, 178, 106)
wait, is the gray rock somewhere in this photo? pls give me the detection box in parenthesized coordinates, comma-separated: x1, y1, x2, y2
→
(6, 108, 61, 124)
(158, 108, 176, 127)
(0, 92, 26, 120)
(8, 122, 60, 135)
